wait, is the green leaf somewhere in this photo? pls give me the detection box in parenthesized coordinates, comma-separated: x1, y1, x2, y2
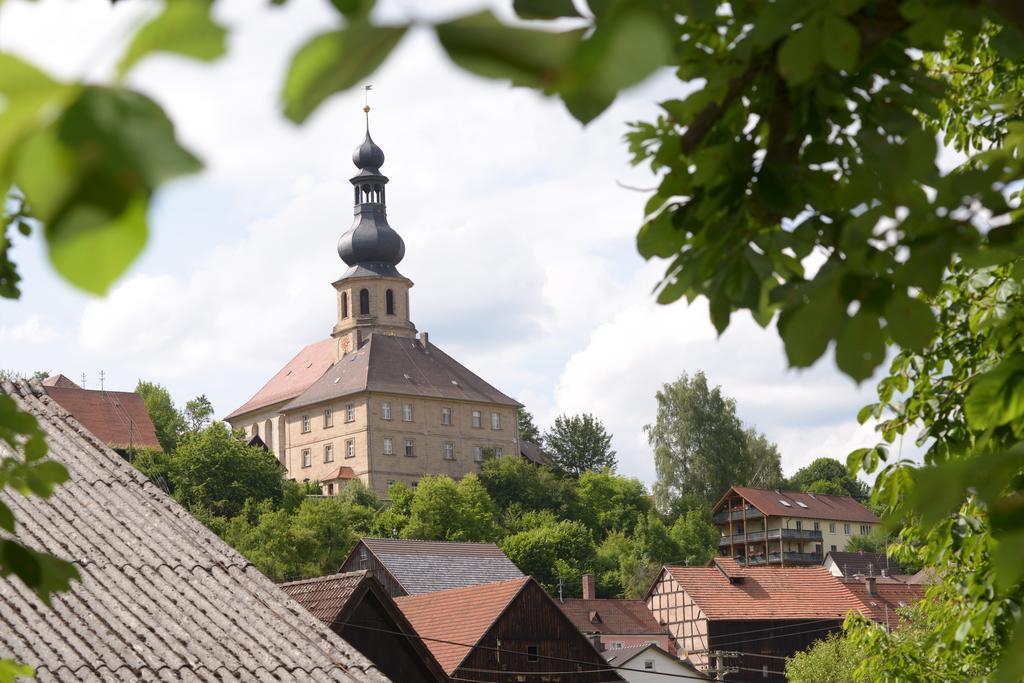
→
(514, 0, 582, 19)
(328, 0, 375, 19)
(777, 21, 821, 86)
(0, 539, 79, 607)
(0, 502, 13, 534)
(0, 54, 72, 178)
(856, 403, 877, 424)
(435, 11, 583, 92)
(964, 356, 1024, 430)
(0, 659, 34, 683)
(116, 0, 227, 78)
(778, 281, 844, 367)
(835, 310, 886, 382)
(884, 291, 936, 350)
(821, 13, 860, 72)
(282, 23, 407, 124)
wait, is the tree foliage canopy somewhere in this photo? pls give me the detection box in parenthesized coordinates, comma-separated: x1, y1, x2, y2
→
(786, 456, 870, 501)
(543, 413, 617, 476)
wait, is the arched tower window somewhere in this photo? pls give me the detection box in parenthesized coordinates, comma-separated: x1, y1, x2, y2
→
(359, 288, 370, 315)
(386, 289, 395, 315)
(341, 291, 349, 319)
(264, 419, 273, 455)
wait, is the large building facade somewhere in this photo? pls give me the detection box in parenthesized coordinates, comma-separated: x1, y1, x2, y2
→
(226, 123, 520, 497)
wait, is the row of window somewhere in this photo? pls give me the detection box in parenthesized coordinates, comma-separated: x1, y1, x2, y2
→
(792, 520, 872, 536)
(299, 440, 505, 467)
(340, 288, 396, 319)
(300, 402, 503, 433)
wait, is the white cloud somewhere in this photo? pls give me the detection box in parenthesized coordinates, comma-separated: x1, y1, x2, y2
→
(0, 315, 60, 345)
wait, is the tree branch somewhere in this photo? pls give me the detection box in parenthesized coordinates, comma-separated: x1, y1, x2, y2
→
(679, 66, 761, 156)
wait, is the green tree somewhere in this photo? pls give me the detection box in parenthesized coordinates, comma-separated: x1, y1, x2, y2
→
(785, 632, 860, 683)
(744, 428, 784, 489)
(517, 408, 542, 445)
(669, 507, 719, 568)
(501, 520, 597, 596)
(401, 475, 499, 542)
(844, 528, 889, 555)
(543, 413, 616, 477)
(131, 447, 174, 494)
(371, 481, 414, 538)
(183, 394, 214, 433)
(569, 469, 650, 541)
(136, 380, 185, 453)
(169, 422, 283, 518)
(648, 371, 778, 511)
(478, 454, 571, 515)
(787, 457, 870, 501)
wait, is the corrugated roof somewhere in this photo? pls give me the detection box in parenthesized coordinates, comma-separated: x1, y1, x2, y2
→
(825, 551, 906, 577)
(395, 577, 529, 674)
(280, 571, 368, 625)
(559, 599, 666, 636)
(225, 337, 336, 419)
(718, 486, 880, 523)
(0, 380, 387, 682)
(355, 538, 524, 595)
(42, 386, 161, 451)
(284, 335, 519, 412)
(661, 563, 865, 621)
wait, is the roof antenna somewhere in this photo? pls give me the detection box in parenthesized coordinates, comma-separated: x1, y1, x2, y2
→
(98, 370, 105, 391)
(363, 84, 373, 131)
(81, 372, 87, 388)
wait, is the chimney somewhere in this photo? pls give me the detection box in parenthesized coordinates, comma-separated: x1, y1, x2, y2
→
(419, 331, 429, 349)
(582, 573, 596, 600)
(881, 567, 888, 578)
(865, 576, 877, 596)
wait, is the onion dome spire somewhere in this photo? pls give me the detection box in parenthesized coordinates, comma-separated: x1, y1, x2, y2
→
(337, 103, 405, 279)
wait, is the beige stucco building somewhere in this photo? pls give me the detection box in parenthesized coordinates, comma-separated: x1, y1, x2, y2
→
(226, 122, 520, 497)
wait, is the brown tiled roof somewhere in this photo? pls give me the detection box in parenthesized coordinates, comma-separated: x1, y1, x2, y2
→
(717, 486, 880, 523)
(284, 335, 519, 412)
(825, 550, 906, 577)
(42, 386, 161, 450)
(841, 577, 925, 625)
(350, 537, 524, 595)
(660, 563, 865, 621)
(280, 571, 369, 625)
(559, 598, 666, 636)
(41, 374, 80, 388)
(396, 577, 529, 674)
(0, 380, 385, 682)
(225, 337, 336, 419)
(323, 466, 358, 482)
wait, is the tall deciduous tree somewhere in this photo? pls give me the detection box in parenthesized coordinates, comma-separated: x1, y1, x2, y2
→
(517, 408, 542, 445)
(400, 474, 499, 542)
(648, 371, 780, 511)
(543, 413, 616, 477)
(136, 380, 185, 453)
(183, 394, 214, 433)
(500, 520, 597, 597)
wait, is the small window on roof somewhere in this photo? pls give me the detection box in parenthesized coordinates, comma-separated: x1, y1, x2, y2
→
(796, 501, 809, 508)
(779, 500, 792, 507)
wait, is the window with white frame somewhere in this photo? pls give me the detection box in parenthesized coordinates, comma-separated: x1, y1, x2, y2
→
(301, 449, 311, 468)
(814, 521, 820, 531)
(472, 410, 482, 428)
(443, 442, 455, 460)
(323, 444, 334, 463)
(829, 522, 837, 533)
(494, 446, 503, 457)
(383, 438, 394, 456)
(403, 403, 413, 422)
(345, 403, 354, 423)
(301, 415, 311, 433)
(441, 407, 452, 425)
(345, 439, 355, 459)
(323, 408, 333, 428)
(404, 439, 415, 457)
(491, 412, 501, 430)
(844, 523, 851, 535)
(860, 524, 870, 535)
(382, 401, 392, 420)
(474, 446, 483, 462)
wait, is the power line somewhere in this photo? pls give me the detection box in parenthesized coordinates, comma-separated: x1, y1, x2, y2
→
(706, 623, 842, 649)
(335, 620, 712, 681)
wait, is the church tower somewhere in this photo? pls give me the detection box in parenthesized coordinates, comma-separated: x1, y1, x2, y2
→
(332, 114, 416, 358)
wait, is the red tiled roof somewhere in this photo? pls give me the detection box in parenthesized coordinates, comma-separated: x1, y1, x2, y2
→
(43, 386, 161, 450)
(323, 466, 357, 482)
(841, 577, 925, 625)
(41, 374, 80, 388)
(559, 598, 666, 636)
(661, 564, 864, 620)
(717, 486, 880, 523)
(225, 338, 336, 420)
(395, 577, 529, 674)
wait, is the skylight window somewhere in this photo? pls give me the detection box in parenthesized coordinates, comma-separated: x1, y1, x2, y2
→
(796, 501, 809, 508)
(779, 500, 792, 507)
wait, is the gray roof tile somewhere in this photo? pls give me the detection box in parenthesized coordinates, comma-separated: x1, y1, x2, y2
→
(0, 380, 390, 682)
(359, 538, 524, 594)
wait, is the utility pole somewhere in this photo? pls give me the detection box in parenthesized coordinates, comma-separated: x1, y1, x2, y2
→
(557, 574, 563, 602)
(98, 370, 105, 390)
(81, 373, 86, 388)
(709, 651, 739, 680)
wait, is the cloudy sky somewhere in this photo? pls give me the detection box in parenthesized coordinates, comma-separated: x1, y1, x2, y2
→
(0, 0, 897, 485)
